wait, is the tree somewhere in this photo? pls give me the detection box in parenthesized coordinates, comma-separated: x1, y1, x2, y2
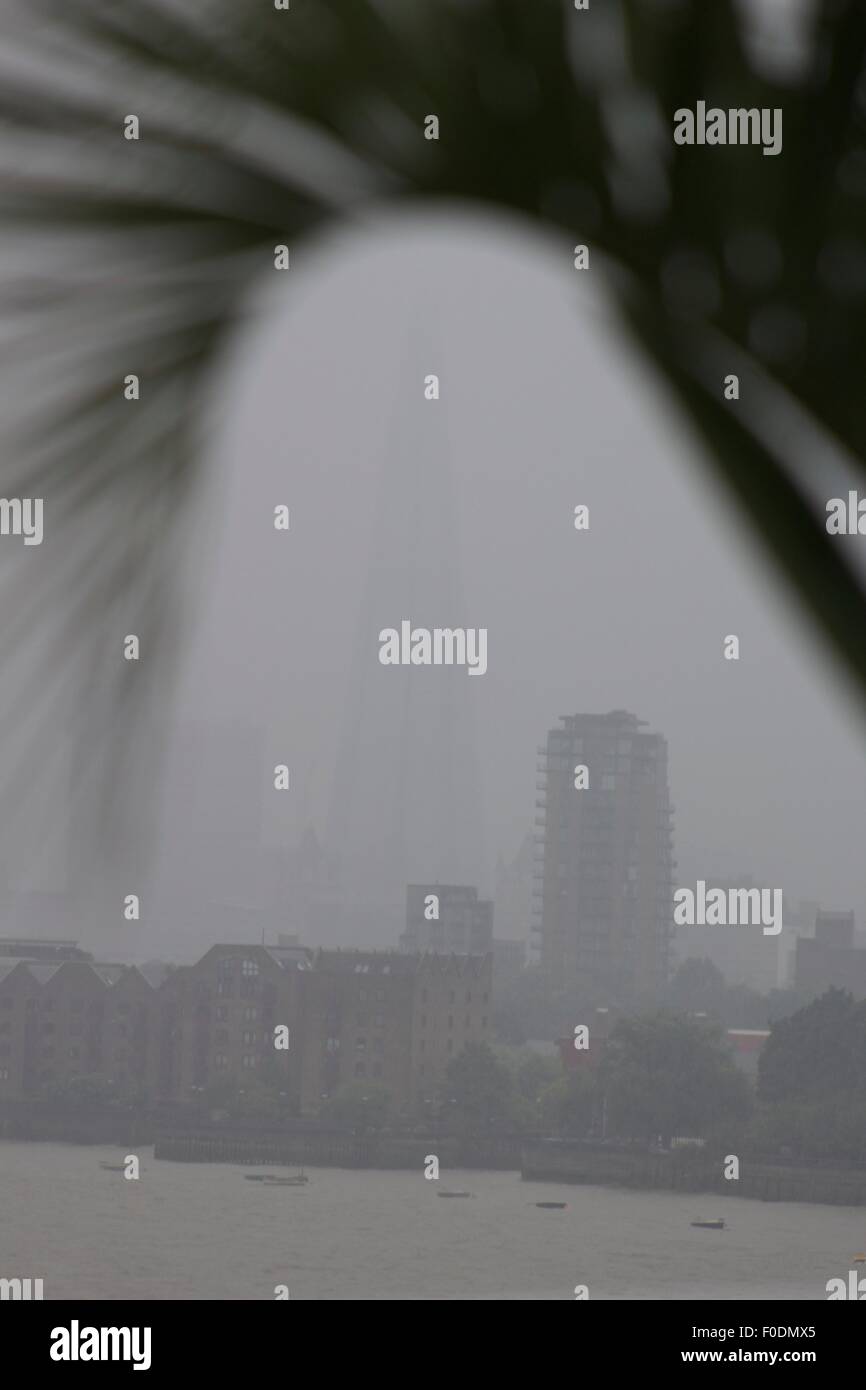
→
(320, 1082, 391, 1131)
(233, 1080, 286, 1123)
(539, 1070, 598, 1138)
(601, 1012, 751, 1146)
(758, 988, 866, 1104)
(442, 1043, 517, 1133)
(503, 1051, 563, 1131)
(201, 1076, 290, 1123)
(667, 958, 727, 1017)
(39, 1074, 125, 1108)
(513, 1053, 561, 1104)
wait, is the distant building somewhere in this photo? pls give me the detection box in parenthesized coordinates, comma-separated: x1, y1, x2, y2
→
(795, 910, 866, 999)
(299, 948, 491, 1114)
(0, 939, 92, 963)
(0, 956, 156, 1099)
(673, 875, 782, 992)
(726, 1028, 770, 1079)
(494, 831, 534, 947)
(158, 943, 307, 1106)
(778, 898, 820, 988)
(0, 937, 492, 1117)
(400, 884, 493, 956)
(492, 938, 526, 987)
(534, 711, 674, 1001)
(557, 1006, 615, 1073)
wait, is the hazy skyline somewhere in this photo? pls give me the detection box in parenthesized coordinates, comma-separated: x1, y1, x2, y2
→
(5, 208, 865, 962)
(150, 209, 866, 957)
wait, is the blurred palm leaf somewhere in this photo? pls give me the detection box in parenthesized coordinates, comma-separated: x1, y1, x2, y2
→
(2, 0, 866, 846)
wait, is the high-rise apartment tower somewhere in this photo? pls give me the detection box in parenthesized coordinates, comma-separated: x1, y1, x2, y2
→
(533, 711, 674, 1001)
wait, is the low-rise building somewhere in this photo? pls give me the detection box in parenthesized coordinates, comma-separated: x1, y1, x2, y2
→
(0, 938, 493, 1117)
(795, 911, 866, 999)
(160, 943, 306, 1107)
(0, 955, 157, 1099)
(300, 948, 492, 1114)
(400, 885, 493, 956)
(726, 1028, 770, 1078)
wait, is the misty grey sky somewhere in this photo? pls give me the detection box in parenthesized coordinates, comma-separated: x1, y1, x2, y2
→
(128, 205, 866, 958)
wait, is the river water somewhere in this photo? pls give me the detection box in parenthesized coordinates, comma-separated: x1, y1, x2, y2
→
(1, 1142, 861, 1300)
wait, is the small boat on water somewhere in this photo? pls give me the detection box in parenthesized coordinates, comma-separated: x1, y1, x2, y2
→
(243, 1172, 309, 1186)
(438, 1190, 473, 1199)
(535, 1201, 568, 1210)
(691, 1218, 726, 1230)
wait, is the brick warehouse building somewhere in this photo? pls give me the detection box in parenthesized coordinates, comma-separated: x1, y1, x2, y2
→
(0, 956, 158, 1101)
(0, 940, 492, 1116)
(300, 948, 492, 1112)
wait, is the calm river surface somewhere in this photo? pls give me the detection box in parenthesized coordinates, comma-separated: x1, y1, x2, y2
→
(1, 1142, 861, 1300)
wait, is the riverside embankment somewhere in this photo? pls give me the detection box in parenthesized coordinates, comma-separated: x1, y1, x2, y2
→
(522, 1140, 866, 1206)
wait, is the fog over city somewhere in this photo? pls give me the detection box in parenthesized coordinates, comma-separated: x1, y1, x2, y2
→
(3, 0, 866, 1326)
(5, 210, 860, 966)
